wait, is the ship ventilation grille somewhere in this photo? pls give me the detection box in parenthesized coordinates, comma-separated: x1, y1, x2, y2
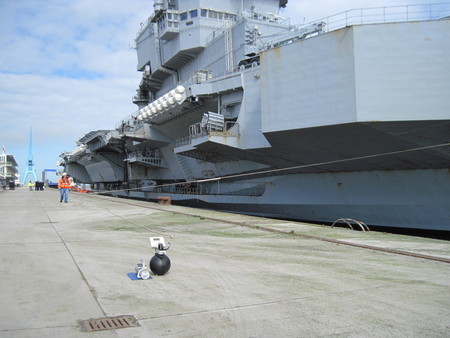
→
(224, 19, 234, 73)
(201, 112, 225, 131)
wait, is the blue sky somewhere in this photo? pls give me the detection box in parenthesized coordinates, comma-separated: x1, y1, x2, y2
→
(0, 0, 444, 183)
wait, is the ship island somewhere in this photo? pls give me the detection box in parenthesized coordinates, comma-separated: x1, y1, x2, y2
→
(59, 0, 450, 233)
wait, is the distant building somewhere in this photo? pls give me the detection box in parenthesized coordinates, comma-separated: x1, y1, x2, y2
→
(0, 151, 19, 188)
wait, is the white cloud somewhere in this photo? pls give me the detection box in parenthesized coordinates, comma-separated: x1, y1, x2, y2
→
(0, 0, 150, 179)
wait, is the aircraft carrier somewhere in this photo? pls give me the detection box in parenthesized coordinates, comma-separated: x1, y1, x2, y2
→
(59, 0, 450, 232)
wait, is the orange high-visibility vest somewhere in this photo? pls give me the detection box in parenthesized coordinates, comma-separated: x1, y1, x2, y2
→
(58, 177, 71, 189)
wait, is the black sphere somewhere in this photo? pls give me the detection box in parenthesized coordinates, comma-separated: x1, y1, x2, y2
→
(150, 253, 171, 275)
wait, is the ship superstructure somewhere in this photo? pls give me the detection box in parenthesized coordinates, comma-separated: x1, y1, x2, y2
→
(60, 1, 450, 231)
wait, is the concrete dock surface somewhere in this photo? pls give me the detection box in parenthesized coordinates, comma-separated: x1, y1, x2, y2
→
(1, 187, 449, 337)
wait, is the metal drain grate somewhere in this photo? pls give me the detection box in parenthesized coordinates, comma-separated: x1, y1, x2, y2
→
(79, 315, 139, 332)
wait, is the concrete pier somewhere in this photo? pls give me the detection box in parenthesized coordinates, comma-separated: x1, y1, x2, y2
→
(1, 187, 449, 337)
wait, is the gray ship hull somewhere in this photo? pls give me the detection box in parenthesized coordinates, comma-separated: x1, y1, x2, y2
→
(60, 2, 450, 232)
(111, 168, 449, 231)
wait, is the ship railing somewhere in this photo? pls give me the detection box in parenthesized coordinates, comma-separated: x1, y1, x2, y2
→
(132, 94, 150, 105)
(176, 121, 239, 148)
(160, 185, 200, 195)
(298, 3, 450, 34)
(259, 22, 326, 51)
(150, 181, 266, 197)
(115, 112, 143, 132)
(134, 16, 154, 43)
(175, 136, 191, 148)
(132, 156, 163, 166)
(126, 151, 165, 167)
(204, 9, 291, 47)
(241, 9, 290, 25)
(187, 68, 244, 86)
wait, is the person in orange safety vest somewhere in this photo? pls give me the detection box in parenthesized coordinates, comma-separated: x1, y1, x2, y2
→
(58, 172, 71, 203)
